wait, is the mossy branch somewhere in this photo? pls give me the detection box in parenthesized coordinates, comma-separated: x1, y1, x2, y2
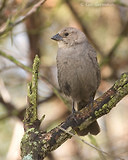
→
(23, 55, 40, 131)
(21, 55, 41, 160)
(21, 72, 128, 159)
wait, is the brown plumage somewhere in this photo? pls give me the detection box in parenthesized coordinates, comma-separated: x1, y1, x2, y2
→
(51, 27, 101, 136)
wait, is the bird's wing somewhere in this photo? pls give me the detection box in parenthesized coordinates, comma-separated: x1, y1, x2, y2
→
(75, 43, 101, 98)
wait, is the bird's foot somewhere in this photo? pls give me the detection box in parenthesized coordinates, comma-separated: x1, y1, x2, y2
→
(89, 97, 94, 109)
(72, 101, 76, 113)
(71, 101, 80, 125)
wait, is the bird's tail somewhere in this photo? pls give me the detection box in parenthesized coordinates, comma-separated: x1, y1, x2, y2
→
(73, 100, 100, 136)
(74, 120, 100, 136)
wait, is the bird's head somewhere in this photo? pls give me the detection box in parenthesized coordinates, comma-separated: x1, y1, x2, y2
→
(51, 27, 86, 48)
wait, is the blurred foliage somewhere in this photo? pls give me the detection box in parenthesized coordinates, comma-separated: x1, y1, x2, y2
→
(0, 0, 128, 160)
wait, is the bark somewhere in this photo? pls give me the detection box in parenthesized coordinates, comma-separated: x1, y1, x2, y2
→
(21, 57, 128, 160)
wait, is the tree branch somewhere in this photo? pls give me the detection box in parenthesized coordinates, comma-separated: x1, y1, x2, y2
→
(103, 20, 128, 63)
(0, 49, 70, 109)
(21, 68, 128, 159)
(23, 55, 40, 131)
(0, 50, 32, 72)
(0, 0, 46, 37)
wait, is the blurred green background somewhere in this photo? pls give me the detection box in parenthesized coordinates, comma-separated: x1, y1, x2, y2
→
(0, 0, 128, 160)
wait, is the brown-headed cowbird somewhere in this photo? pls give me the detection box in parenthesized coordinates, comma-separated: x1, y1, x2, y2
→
(51, 27, 101, 136)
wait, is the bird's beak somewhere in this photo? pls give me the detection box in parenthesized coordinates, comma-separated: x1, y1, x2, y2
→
(51, 33, 63, 41)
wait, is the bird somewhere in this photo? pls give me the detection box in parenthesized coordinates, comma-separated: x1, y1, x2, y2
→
(51, 27, 101, 136)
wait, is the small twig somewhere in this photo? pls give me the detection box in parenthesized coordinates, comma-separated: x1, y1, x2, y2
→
(0, 0, 46, 37)
(0, 50, 31, 72)
(0, 49, 70, 109)
(88, 134, 107, 160)
(58, 126, 124, 160)
(100, 20, 128, 67)
(108, 20, 128, 59)
(14, 0, 46, 26)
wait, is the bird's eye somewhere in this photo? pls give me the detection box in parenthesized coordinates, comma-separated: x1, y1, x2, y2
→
(64, 32, 69, 36)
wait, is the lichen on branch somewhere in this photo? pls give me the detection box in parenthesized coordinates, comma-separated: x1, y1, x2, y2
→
(21, 55, 41, 160)
(24, 55, 40, 130)
(21, 71, 128, 160)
